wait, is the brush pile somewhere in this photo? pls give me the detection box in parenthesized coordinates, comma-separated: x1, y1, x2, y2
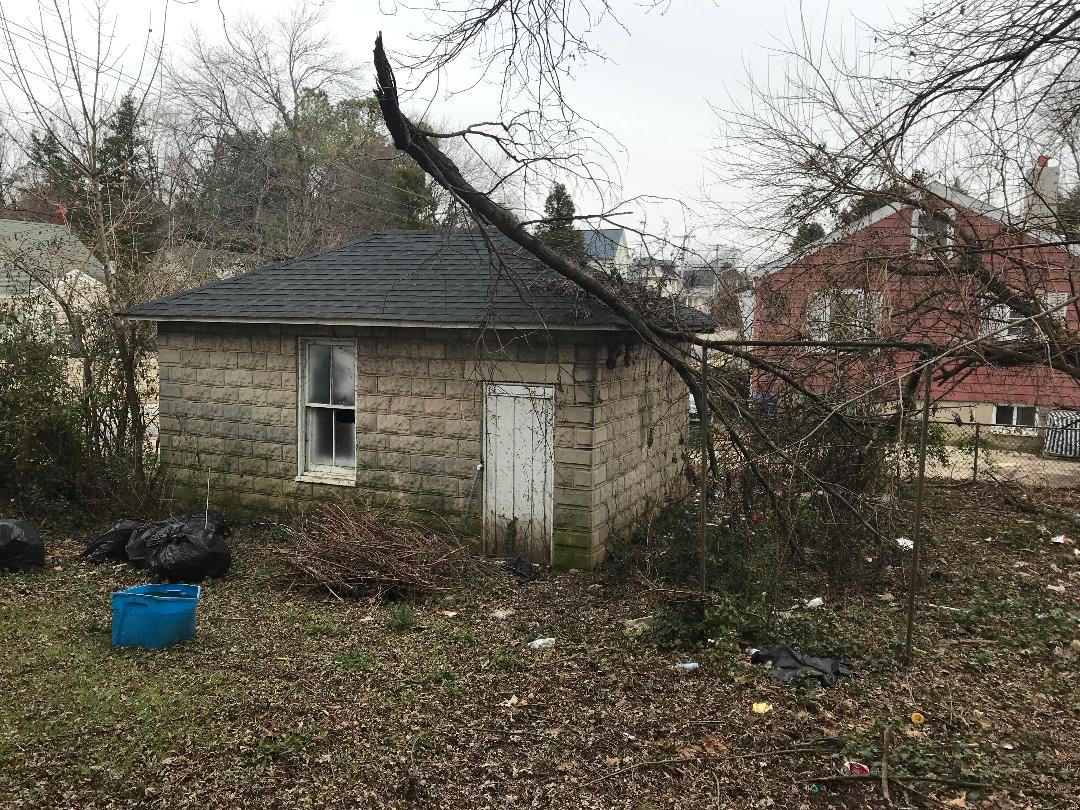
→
(279, 503, 470, 598)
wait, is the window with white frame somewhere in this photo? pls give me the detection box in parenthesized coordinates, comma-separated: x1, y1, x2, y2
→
(993, 404, 1037, 433)
(806, 288, 883, 343)
(910, 208, 954, 253)
(299, 339, 356, 479)
(980, 291, 1067, 340)
(981, 301, 1030, 340)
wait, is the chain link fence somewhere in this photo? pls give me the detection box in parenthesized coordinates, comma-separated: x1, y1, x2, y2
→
(927, 418, 1080, 488)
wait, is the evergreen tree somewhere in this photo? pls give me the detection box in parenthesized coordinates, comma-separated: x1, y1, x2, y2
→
(836, 172, 926, 226)
(790, 221, 826, 251)
(535, 182, 585, 260)
(30, 93, 165, 278)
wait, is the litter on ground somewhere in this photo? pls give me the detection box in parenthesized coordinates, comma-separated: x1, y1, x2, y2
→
(749, 645, 853, 687)
(623, 615, 656, 636)
(0, 520, 45, 573)
(504, 556, 540, 583)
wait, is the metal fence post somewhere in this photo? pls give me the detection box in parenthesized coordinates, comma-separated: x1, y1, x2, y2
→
(973, 422, 980, 481)
(699, 347, 709, 606)
(904, 359, 934, 665)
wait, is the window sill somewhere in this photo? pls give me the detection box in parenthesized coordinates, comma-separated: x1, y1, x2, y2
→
(296, 470, 356, 487)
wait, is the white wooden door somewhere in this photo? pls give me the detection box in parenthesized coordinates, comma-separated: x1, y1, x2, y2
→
(483, 383, 555, 562)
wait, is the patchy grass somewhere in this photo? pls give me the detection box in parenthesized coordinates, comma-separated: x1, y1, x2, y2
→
(0, 485, 1077, 808)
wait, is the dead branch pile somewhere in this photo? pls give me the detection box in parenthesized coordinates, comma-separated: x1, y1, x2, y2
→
(278, 503, 471, 598)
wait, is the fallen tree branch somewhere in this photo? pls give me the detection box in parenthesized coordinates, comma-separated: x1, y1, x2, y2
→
(811, 774, 991, 790)
(580, 744, 833, 789)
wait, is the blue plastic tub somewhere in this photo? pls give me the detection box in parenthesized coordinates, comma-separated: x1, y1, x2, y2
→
(111, 584, 201, 649)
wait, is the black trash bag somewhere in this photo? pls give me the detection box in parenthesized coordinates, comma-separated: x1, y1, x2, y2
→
(504, 555, 540, 583)
(83, 519, 142, 564)
(0, 520, 46, 573)
(125, 509, 231, 581)
(750, 644, 853, 687)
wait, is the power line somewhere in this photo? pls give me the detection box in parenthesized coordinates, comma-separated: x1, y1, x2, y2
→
(0, 13, 157, 93)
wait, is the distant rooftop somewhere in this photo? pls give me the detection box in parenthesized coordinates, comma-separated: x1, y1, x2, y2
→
(581, 227, 625, 261)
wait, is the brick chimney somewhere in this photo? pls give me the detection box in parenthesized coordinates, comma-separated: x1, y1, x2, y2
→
(1024, 154, 1059, 227)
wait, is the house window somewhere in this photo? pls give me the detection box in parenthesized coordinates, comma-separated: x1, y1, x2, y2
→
(806, 289, 883, 343)
(980, 291, 1066, 340)
(993, 404, 1037, 434)
(981, 302, 1030, 340)
(299, 339, 356, 481)
(910, 208, 954, 253)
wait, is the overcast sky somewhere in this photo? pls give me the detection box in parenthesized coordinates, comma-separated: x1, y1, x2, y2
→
(3, 0, 908, 255)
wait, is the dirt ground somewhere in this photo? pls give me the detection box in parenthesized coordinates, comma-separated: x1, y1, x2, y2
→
(928, 447, 1080, 489)
(1, 485, 1078, 809)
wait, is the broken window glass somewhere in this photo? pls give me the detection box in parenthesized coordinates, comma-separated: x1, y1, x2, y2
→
(302, 340, 356, 474)
(331, 345, 356, 406)
(307, 344, 331, 403)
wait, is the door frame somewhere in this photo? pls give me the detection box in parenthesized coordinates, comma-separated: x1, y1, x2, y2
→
(482, 382, 556, 561)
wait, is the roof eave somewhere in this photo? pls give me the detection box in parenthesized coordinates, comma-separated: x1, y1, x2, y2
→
(118, 312, 632, 331)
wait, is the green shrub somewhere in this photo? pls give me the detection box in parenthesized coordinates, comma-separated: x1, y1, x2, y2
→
(0, 303, 88, 507)
(0, 299, 159, 518)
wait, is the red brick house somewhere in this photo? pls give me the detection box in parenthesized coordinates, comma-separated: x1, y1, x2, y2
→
(752, 175, 1080, 436)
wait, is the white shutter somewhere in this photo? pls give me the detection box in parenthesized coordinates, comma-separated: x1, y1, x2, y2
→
(909, 209, 921, 251)
(806, 291, 829, 341)
(863, 291, 884, 337)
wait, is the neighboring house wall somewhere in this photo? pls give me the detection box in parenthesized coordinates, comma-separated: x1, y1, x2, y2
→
(157, 322, 688, 566)
(0, 220, 104, 310)
(754, 198, 1080, 413)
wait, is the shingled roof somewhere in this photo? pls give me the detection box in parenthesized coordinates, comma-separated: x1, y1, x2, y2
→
(122, 229, 712, 331)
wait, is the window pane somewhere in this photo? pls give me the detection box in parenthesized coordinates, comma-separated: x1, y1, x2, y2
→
(923, 214, 950, 247)
(307, 407, 334, 466)
(307, 344, 331, 403)
(829, 292, 861, 341)
(331, 345, 356, 406)
(334, 409, 356, 467)
(994, 405, 1013, 426)
(1016, 407, 1036, 427)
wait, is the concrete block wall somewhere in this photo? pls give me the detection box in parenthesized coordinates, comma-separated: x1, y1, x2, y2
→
(158, 324, 594, 540)
(589, 339, 689, 550)
(156, 322, 686, 566)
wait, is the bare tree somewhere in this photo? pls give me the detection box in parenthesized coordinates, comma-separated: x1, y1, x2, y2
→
(167, 3, 443, 258)
(363, 3, 1080, 583)
(0, 0, 170, 484)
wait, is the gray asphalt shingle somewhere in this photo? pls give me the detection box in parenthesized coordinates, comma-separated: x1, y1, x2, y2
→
(122, 229, 712, 331)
